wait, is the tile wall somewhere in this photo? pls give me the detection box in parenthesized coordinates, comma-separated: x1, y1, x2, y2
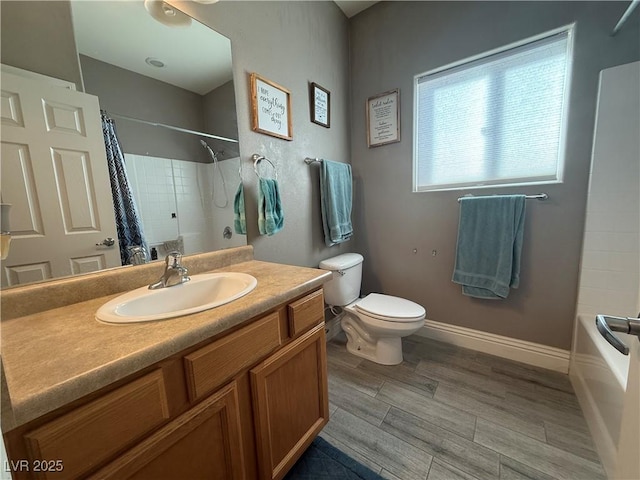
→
(126, 154, 179, 247)
(125, 154, 244, 256)
(577, 62, 640, 318)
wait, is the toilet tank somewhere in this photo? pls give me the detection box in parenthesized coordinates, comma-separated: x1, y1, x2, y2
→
(319, 253, 364, 306)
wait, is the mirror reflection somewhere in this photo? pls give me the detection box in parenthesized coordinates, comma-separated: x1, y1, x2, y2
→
(0, 0, 246, 288)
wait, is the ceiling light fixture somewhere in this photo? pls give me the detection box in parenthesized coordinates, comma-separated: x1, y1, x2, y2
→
(192, 0, 220, 4)
(145, 57, 165, 68)
(144, 0, 192, 27)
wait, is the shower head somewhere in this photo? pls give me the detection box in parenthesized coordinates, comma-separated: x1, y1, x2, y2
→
(200, 139, 218, 162)
(199, 139, 229, 208)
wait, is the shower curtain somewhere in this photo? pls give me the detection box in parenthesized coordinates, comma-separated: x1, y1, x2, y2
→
(101, 111, 148, 265)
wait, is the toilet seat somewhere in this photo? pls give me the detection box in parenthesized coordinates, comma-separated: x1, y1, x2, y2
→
(355, 293, 426, 323)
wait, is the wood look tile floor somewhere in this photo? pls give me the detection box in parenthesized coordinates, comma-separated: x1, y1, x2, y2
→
(320, 334, 606, 480)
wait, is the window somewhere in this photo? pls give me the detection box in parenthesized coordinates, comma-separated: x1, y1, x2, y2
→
(413, 26, 574, 192)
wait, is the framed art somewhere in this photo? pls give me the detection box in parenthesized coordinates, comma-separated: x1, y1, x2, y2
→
(250, 73, 293, 141)
(366, 88, 400, 147)
(310, 82, 330, 128)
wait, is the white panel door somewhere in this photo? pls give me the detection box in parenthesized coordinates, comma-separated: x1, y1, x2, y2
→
(1, 71, 120, 287)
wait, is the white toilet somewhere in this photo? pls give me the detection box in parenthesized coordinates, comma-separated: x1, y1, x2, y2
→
(319, 253, 426, 365)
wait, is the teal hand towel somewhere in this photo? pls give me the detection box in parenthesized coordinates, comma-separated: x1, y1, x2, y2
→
(258, 177, 284, 236)
(452, 195, 526, 299)
(233, 182, 246, 235)
(320, 160, 353, 247)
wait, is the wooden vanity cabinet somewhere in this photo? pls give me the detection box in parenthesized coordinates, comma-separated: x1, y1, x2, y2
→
(251, 323, 329, 480)
(4, 288, 327, 480)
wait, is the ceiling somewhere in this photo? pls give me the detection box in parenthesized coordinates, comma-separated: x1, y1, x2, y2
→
(69, 0, 376, 95)
(334, 1, 379, 18)
(70, 1, 232, 95)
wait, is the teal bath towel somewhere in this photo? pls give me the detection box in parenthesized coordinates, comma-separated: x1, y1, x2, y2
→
(452, 195, 526, 299)
(258, 177, 284, 236)
(233, 182, 246, 235)
(320, 160, 353, 247)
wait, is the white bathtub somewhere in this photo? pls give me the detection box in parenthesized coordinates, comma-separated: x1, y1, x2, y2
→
(570, 314, 632, 478)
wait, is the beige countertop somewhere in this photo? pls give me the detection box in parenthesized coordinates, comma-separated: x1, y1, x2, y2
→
(1, 256, 331, 431)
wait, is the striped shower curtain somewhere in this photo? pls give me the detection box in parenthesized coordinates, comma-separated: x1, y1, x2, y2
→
(101, 111, 148, 265)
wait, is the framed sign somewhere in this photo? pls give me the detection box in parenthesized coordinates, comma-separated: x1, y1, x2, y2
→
(250, 73, 292, 141)
(366, 89, 400, 147)
(310, 82, 330, 128)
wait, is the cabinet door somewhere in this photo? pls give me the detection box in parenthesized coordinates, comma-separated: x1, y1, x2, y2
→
(251, 324, 329, 480)
(90, 381, 245, 480)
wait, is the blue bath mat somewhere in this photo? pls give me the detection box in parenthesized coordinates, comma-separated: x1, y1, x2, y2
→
(285, 436, 384, 480)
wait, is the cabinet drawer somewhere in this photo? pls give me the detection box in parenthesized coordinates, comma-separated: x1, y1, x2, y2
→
(288, 290, 324, 337)
(184, 312, 281, 402)
(23, 370, 170, 480)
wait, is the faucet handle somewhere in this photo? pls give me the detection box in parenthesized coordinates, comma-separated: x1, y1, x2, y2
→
(165, 251, 182, 267)
(127, 245, 148, 265)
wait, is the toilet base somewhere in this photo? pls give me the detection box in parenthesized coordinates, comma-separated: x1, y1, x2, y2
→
(339, 304, 424, 366)
(344, 336, 403, 365)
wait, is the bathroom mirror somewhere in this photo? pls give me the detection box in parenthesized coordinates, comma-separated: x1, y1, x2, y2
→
(0, 0, 246, 288)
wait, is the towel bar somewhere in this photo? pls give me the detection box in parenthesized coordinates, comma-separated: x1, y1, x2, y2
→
(304, 157, 323, 165)
(457, 193, 548, 203)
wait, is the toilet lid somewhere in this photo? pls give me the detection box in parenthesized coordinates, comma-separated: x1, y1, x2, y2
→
(355, 293, 426, 322)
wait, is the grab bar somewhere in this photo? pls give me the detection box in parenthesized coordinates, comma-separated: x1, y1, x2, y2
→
(595, 314, 640, 355)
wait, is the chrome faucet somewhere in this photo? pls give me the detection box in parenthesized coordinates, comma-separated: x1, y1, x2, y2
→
(148, 251, 190, 289)
(127, 245, 147, 265)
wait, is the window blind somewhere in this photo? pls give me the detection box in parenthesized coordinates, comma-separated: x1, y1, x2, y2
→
(414, 29, 572, 191)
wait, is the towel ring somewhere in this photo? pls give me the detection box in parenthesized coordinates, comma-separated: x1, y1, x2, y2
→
(252, 154, 278, 180)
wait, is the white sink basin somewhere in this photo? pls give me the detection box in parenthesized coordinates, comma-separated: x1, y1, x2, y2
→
(96, 272, 257, 324)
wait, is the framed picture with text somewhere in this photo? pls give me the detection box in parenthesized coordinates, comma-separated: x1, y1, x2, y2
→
(310, 82, 330, 128)
(250, 73, 293, 141)
(366, 89, 400, 147)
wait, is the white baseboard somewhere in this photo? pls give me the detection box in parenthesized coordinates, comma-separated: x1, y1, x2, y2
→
(414, 319, 571, 373)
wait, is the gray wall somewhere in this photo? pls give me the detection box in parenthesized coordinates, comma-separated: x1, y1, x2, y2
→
(349, 1, 640, 350)
(1, 1, 83, 88)
(174, 1, 352, 268)
(204, 80, 241, 160)
(80, 55, 209, 162)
